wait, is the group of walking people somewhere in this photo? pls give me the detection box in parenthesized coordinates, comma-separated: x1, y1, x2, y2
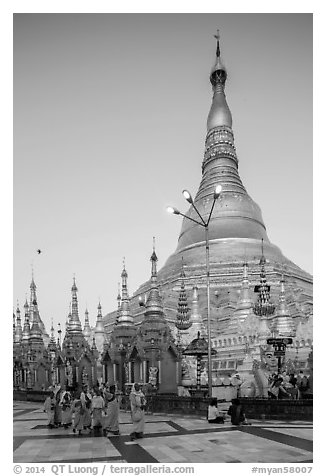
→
(43, 382, 147, 440)
(44, 383, 120, 436)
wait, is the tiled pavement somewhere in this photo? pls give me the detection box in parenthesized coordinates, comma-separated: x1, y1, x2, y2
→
(13, 401, 313, 464)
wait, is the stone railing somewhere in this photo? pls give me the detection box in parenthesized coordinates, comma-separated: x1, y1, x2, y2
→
(239, 397, 313, 421)
(13, 390, 313, 421)
(14, 389, 51, 402)
(143, 395, 213, 416)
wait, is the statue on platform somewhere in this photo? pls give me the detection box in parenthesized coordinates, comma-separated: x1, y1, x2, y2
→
(26, 369, 33, 388)
(239, 378, 257, 397)
(14, 368, 21, 387)
(65, 361, 73, 387)
(148, 366, 158, 387)
(260, 346, 279, 374)
(81, 367, 89, 387)
(188, 359, 197, 385)
(243, 346, 279, 397)
(200, 367, 208, 385)
(181, 358, 190, 379)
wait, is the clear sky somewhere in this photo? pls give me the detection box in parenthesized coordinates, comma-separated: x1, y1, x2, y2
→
(13, 13, 312, 335)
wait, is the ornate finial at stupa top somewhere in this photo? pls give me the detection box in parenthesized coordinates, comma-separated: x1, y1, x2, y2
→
(30, 264, 36, 290)
(121, 257, 128, 278)
(210, 28, 227, 87)
(150, 237, 158, 279)
(207, 29, 231, 130)
(151, 236, 158, 262)
(214, 29, 220, 57)
(145, 238, 163, 315)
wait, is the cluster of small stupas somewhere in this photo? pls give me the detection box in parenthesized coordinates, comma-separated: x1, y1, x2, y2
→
(13, 32, 312, 395)
(13, 247, 182, 393)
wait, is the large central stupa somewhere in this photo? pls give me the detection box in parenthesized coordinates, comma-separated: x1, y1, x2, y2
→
(109, 33, 313, 339)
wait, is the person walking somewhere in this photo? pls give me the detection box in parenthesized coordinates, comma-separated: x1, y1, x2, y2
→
(59, 390, 73, 429)
(129, 383, 146, 441)
(53, 384, 63, 427)
(71, 389, 85, 435)
(43, 391, 55, 428)
(103, 385, 120, 436)
(91, 388, 105, 433)
(80, 385, 92, 431)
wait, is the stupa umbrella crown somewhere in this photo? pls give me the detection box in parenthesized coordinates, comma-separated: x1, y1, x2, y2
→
(253, 239, 275, 317)
(175, 259, 191, 332)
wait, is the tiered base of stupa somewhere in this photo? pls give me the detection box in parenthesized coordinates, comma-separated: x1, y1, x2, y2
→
(123, 237, 312, 391)
(130, 237, 312, 331)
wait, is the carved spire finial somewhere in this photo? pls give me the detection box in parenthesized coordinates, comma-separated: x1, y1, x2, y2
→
(116, 261, 134, 326)
(214, 29, 220, 57)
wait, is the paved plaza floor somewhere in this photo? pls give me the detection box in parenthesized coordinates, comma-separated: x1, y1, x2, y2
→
(13, 401, 313, 464)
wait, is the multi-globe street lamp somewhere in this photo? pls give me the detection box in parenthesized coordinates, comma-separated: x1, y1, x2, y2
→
(167, 184, 222, 398)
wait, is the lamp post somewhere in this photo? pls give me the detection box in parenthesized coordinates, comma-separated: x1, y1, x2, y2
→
(167, 184, 222, 398)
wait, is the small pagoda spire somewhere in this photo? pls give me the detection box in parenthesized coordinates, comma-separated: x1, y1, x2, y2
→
(65, 303, 71, 333)
(48, 319, 57, 352)
(272, 271, 294, 337)
(29, 293, 43, 344)
(150, 237, 158, 283)
(83, 308, 91, 339)
(116, 282, 121, 323)
(117, 259, 134, 326)
(190, 286, 200, 320)
(14, 301, 23, 344)
(145, 238, 164, 316)
(175, 258, 191, 332)
(91, 336, 98, 352)
(94, 300, 107, 352)
(22, 299, 31, 343)
(29, 322, 43, 346)
(27, 272, 48, 341)
(68, 277, 83, 335)
(233, 261, 254, 320)
(29, 268, 37, 325)
(253, 239, 275, 317)
(187, 285, 207, 339)
(95, 301, 105, 333)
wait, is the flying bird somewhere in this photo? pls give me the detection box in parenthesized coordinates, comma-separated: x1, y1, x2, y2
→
(37, 249, 42, 254)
